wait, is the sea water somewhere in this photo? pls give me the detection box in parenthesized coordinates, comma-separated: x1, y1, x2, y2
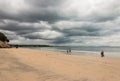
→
(31, 46, 120, 57)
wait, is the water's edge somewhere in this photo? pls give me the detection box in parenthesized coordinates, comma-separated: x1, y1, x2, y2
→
(26, 46, 120, 57)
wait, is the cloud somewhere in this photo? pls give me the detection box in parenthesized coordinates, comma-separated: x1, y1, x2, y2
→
(24, 30, 63, 40)
(0, 0, 120, 22)
(0, 0, 68, 22)
(52, 20, 116, 37)
(0, 0, 120, 46)
(0, 19, 51, 33)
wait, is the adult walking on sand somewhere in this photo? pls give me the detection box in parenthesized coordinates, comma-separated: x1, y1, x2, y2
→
(69, 48, 71, 55)
(67, 49, 69, 54)
(101, 50, 104, 57)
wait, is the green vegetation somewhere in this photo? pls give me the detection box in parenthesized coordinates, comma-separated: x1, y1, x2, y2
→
(0, 32, 9, 42)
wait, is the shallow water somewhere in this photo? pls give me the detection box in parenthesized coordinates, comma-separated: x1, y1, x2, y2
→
(28, 46, 120, 57)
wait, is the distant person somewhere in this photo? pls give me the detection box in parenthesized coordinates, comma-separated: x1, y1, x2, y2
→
(67, 50, 69, 54)
(69, 48, 71, 55)
(101, 50, 104, 57)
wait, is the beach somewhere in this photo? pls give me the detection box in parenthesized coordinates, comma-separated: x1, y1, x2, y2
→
(0, 48, 120, 81)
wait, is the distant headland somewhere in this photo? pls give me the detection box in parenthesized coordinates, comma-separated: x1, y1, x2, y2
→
(10, 44, 52, 48)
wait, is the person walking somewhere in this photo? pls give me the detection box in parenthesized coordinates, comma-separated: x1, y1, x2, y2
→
(69, 48, 71, 55)
(67, 49, 69, 54)
(101, 50, 104, 57)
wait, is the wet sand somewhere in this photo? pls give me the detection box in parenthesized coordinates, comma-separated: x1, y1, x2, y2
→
(0, 48, 120, 81)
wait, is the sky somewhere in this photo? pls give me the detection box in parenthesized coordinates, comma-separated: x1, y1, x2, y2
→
(0, 0, 120, 46)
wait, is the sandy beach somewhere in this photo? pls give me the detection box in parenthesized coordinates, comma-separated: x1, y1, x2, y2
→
(0, 48, 120, 81)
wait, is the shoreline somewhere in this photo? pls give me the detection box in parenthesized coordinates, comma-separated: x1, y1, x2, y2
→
(28, 47, 120, 58)
(0, 48, 120, 81)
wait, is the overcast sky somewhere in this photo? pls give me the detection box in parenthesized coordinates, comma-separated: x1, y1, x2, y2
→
(0, 0, 120, 46)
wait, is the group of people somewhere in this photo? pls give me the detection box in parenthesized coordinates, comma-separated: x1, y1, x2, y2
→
(66, 48, 105, 57)
(67, 48, 71, 55)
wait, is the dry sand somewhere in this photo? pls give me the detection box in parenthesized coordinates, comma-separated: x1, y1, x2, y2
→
(0, 48, 120, 81)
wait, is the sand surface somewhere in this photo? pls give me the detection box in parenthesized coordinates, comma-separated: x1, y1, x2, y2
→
(0, 48, 120, 81)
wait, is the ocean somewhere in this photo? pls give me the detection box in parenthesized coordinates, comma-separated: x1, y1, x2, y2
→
(30, 46, 120, 57)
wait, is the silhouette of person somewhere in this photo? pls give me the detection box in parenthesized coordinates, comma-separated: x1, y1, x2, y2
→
(67, 50, 69, 54)
(69, 48, 71, 55)
(101, 50, 104, 57)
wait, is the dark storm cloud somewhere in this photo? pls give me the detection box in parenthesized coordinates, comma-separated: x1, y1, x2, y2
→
(20, 11, 67, 23)
(0, 0, 120, 23)
(87, 13, 119, 22)
(63, 29, 101, 37)
(0, 0, 68, 23)
(23, 0, 69, 23)
(0, 0, 120, 45)
(65, 26, 101, 36)
(25, 0, 64, 7)
(0, 19, 51, 34)
(51, 37, 73, 44)
(24, 33, 71, 45)
(52, 22, 112, 37)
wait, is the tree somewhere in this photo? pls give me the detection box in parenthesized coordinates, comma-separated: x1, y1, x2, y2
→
(0, 32, 9, 42)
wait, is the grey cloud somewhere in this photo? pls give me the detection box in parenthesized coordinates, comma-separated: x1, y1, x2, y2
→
(25, 0, 64, 7)
(1, 0, 120, 45)
(20, 11, 66, 23)
(0, 29, 24, 42)
(1, 0, 120, 23)
(0, 0, 67, 23)
(0, 19, 51, 35)
(87, 0, 120, 22)
(51, 37, 73, 44)
(52, 22, 110, 37)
